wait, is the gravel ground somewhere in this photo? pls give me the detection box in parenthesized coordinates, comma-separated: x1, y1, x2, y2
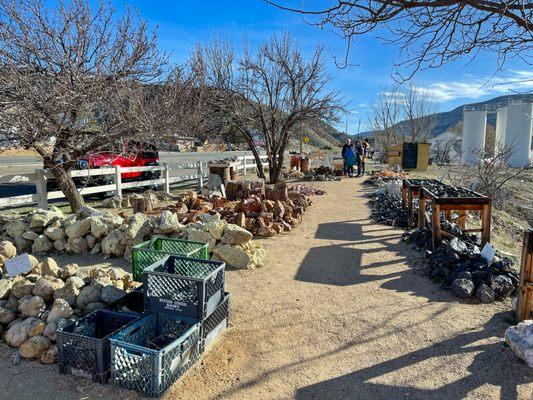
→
(0, 178, 532, 399)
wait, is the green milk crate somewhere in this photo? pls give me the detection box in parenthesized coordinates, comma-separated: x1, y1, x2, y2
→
(131, 236, 209, 282)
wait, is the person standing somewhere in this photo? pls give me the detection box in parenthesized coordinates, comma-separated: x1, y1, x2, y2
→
(341, 138, 351, 176)
(345, 144, 356, 177)
(355, 140, 366, 177)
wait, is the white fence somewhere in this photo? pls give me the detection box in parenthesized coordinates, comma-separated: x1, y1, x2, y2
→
(0, 154, 268, 209)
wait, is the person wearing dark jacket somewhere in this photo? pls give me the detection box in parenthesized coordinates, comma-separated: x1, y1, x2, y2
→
(341, 138, 351, 176)
(355, 140, 366, 177)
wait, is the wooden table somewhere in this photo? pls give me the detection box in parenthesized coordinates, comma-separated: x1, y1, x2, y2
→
(419, 187, 492, 249)
(402, 178, 443, 228)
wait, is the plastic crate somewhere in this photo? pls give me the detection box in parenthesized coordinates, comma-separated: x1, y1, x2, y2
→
(201, 292, 230, 353)
(132, 236, 209, 282)
(143, 255, 225, 320)
(57, 310, 139, 383)
(105, 288, 145, 315)
(110, 313, 200, 397)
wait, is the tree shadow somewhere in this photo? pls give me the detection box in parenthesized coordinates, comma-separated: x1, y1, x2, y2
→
(295, 311, 531, 400)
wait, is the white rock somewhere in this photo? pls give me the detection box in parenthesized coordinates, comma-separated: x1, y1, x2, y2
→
(5, 321, 28, 347)
(77, 205, 100, 219)
(158, 210, 182, 234)
(101, 229, 125, 256)
(47, 298, 73, 322)
(0, 240, 17, 261)
(33, 276, 64, 303)
(60, 263, 78, 279)
(187, 229, 216, 251)
(44, 226, 65, 241)
(221, 224, 253, 245)
(212, 244, 250, 269)
(5, 220, 28, 239)
(18, 295, 46, 318)
(205, 220, 227, 240)
(32, 235, 53, 253)
(29, 209, 62, 229)
(65, 219, 91, 239)
(67, 237, 88, 254)
(41, 257, 60, 278)
(66, 276, 85, 289)
(124, 213, 151, 241)
(0, 279, 12, 299)
(505, 320, 533, 368)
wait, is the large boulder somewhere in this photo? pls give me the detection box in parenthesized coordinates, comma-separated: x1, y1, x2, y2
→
(89, 215, 122, 239)
(4, 220, 28, 239)
(11, 279, 34, 298)
(476, 283, 495, 304)
(65, 219, 91, 239)
(450, 278, 475, 299)
(221, 224, 253, 245)
(41, 257, 60, 278)
(212, 244, 250, 270)
(100, 285, 126, 304)
(32, 235, 53, 253)
(20, 335, 51, 359)
(47, 298, 73, 322)
(33, 276, 65, 303)
(187, 229, 216, 251)
(0, 240, 17, 261)
(205, 219, 227, 240)
(67, 237, 88, 254)
(18, 295, 46, 318)
(0, 279, 12, 299)
(29, 209, 62, 229)
(76, 284, 103, 309)
(101, 229, 126, 256)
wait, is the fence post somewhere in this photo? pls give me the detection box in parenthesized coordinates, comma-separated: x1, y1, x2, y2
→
(197, 161, 204, 189)
(242, 154, 247, 175)
(114, 165, 122, 198)
(163, 163, 170, 194)
(36, 169, 48, 209)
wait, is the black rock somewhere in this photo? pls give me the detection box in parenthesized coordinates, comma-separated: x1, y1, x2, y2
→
(446, 237, 468, 255)
(476, 284, 495, 303)
(491, 275, 514, 298)
(451, 278, 475, 299)
(457, 271, 472, 280)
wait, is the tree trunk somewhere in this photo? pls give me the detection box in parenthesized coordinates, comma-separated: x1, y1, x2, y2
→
(268, 147, 285, 184)
(49, 163, 85, 212)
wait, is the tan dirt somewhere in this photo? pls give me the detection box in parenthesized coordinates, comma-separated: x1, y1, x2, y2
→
(1, 178, 532, 399)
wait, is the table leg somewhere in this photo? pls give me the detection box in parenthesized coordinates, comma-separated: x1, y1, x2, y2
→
(481, 201, 491, 246)
(407, 189, 414, 228)
(418, 191, 427, 228)
(432, 202, 441, 250)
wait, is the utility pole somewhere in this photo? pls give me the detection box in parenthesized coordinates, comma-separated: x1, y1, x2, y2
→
(357, 119, 361, 140)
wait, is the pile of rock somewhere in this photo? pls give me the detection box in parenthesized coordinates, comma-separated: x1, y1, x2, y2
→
(288, 185, 326, 196)
(402, 225, 519, 303)
(368, 191, 409, 229)
(304, 166, 342, 181)
(0, 246, 137, 364)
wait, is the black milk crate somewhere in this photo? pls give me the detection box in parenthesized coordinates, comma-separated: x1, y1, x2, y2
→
(105, 288, 145, 315)
(201, 292, 230, 353)
(57, 310, 139, 383)
(143, 255, 225, 320)
(110, 312, 200, 397)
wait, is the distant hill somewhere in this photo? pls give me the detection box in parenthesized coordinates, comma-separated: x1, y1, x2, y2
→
(360, 94, 532, 139)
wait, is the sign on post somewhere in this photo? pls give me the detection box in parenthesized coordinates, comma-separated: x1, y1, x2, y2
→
(480, 243, 496, 262)
(5, 253, 33, 278)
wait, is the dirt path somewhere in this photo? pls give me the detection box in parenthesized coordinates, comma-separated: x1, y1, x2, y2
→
(1, 179, 531, 399)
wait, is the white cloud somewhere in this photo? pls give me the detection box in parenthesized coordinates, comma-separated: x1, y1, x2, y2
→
(417, 70, 533, 102)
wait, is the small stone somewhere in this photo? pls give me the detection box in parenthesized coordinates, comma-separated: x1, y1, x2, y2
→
(491, 275, 515, 298)
(44, 226, 65, 242)
(101, 229, 125, 256)
(20, 335, 51, 359)
(41, 345, 58, 364)
(446, 237, 468, 255)
(18, 295, 46, 318)
(5, 220, 28, 239)
(85, 234, 96, 249)
(53, 239, 66, 251)
(0, 240, 17, 260)
(66, 276, 85, 289)
(5, 321, 28, 347)
(450, 278, 475, 299)
(5, 295, 18, 312)
(108, 268, 126, 281)
(47, 298, 73, 322)
(60, 263, 78, 279)
(67, 237, 88, 254)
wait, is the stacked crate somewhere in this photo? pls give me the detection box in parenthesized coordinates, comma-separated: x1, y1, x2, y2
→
(57, 237, 229, 397)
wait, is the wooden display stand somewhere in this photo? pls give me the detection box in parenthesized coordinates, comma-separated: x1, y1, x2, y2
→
(517, 229, 533, 322)
(401, 178, 443, 228)
(419, 187, 492, 249)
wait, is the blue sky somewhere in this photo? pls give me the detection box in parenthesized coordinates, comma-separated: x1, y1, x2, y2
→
(107, 0, 532, 132)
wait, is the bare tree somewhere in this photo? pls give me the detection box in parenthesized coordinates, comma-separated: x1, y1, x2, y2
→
(194, 33, 343, 183)
(369, 87, 402, 159)
(267, 1, 533, 79)
(432, 131, 461, 166)
(0, 0, 194, 211)
(399, 83, 437, 143)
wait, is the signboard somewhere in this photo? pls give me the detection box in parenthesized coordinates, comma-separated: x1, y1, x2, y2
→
(5, 253, 33, 278)
(303, 136, 310, 143)
(480, 243, 495, 262)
